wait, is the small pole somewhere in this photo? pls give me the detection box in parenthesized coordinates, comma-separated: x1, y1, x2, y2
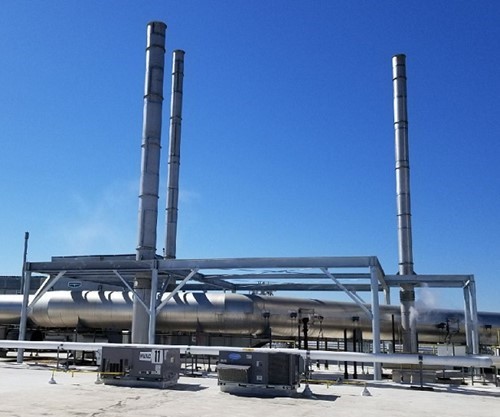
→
(301, 350, 315, 399)
(419, 354, 424, 389)
(343, 328, 348, 379)
(391, 314, 396, 353)
(16, 269, 32, 363)
(352, 316, 359, 379)
(302, 317, 309, 350)
(48, 370, 57, 384)
(95, 373, 103, 384)
(16, 232, 31, 363)
(20, 232, 30, 292)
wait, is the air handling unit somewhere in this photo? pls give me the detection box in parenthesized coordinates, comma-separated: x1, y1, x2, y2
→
(100, 346, 180, 388)
(217, 350, 300, 396)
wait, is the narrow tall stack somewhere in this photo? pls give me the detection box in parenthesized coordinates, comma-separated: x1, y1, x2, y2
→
(165, 50, 186, 259)
(133, 21, 167, 343)
(392, 54, 417, 353)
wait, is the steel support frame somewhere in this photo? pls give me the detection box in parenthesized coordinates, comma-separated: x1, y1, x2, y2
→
(26, 256, 380, 273)
(387, 273, 480, 354)
(148, 267, 159, 344)
(320, 263, 384, 380)
(116, 265, 159, 345)
(16, 270, 31, 363)
(21, 256, 482, 367)
(17, 270, 67, 363)
(156, 268, 199, 314)
(28, 271, 67, 310)
(371, 266, 382, 380)
(463, 277, 479, 354)
(320, 267, 373, 319)
(319, 264, 384, 381)
(113, 270, 149, 312)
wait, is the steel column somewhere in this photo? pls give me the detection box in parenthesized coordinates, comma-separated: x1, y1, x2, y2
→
(371, 266, 382, 380)
(16, 271, 32, 363)
(148, 267, 159, 344)
(468, 278, 480, 354)
(20, 232, 29, 292)
(463, 285, 473, 353)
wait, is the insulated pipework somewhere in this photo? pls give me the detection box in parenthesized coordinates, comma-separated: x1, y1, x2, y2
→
(165, 50, 185, 259)
(392, 54, 417, 353)
(133, 21, 167, 343)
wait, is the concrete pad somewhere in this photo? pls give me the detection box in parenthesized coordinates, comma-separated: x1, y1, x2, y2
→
(0, 361, 499, 417)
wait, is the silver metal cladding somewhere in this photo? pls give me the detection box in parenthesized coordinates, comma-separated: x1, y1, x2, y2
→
(2, 291, 499, 345)
(165, 50, 185, 259)
(392, 54, 417, 353)
(136, 21, 167, 260)
(133, 21, 167, 344)
(392, 54, 414, 276)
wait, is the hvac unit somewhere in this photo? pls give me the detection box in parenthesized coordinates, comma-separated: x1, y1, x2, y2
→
(218, 350, 300, 396)
(100, 346, 180, 388)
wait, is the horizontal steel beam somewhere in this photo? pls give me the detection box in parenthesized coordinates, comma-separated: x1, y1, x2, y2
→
(384, 274, 472, 287)
(27, 256, 380, 274)
(27, 260, 153, 273)
(240, 283, 376, 291)
(158, 256, 379, 270)
(203, 272, 372, 280)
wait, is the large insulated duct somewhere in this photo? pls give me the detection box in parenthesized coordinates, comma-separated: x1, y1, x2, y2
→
(392, 54, 417, 353)
(165, 50, 185, 259)
(133, 21, 167, 343)
(1, 291, 499, 346)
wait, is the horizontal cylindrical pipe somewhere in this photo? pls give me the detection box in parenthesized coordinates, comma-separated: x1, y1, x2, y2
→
(0, 340, 498, 368)
(1, 291, 499, 345)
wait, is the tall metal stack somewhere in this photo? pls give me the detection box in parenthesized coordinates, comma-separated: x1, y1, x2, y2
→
(165, 50, 186, 259)
(392, 54, 417, 353)
(133, 21, 167, 343)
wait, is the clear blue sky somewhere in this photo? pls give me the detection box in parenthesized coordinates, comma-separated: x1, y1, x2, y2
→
(1, 1, 499, 311)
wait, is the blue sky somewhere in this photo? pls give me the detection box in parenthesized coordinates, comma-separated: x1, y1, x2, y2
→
(1, 1, 499, 311)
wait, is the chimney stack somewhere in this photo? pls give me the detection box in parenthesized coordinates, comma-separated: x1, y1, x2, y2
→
(132, 21, 167, 344)
(165, 50, 185, 259)
(392, 54, 417, 353)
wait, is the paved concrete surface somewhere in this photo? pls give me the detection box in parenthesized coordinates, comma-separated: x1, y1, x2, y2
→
(0, 360, 499, 417)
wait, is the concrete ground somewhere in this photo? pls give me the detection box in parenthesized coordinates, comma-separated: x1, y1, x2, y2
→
(0, 358, 499, 417)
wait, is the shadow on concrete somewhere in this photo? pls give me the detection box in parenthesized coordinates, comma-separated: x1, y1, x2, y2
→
(169, 383, 209, 392)
(304, 393, 340, 402)
(357, 381, 500, 399)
